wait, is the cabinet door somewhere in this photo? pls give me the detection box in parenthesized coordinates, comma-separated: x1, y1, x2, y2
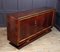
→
(43, 12, 53, 28)
(36, 14, 45, 32)
(3, 0, 17, 12)
(20, 17, 35, 40)
(28, 17, 36, 35)
(20, 19, 30, 39)
(18, 0, 32, 11)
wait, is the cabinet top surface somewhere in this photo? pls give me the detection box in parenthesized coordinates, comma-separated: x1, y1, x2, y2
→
(7, 7, 55, 19)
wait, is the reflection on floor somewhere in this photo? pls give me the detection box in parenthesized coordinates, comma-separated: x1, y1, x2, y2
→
(0, 27, 60, 52)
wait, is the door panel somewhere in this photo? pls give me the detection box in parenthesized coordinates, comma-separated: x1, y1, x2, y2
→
(20, 17, 36, 39)
(20, 19, 30, 39)
(36, 14, 45, 31)
(48, 12, 53, 26)
(43, 12, 53, 28)
(28, 17, 36, 35)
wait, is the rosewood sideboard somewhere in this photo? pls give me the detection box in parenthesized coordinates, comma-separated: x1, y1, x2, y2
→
(7, 7, 55, 48)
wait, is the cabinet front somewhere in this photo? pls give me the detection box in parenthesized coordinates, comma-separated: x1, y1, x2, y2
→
(20, 17, 35, 40)
(36, 14, 45, 32)
(19, 11, 53, 40)
(43, 11, 53, 28)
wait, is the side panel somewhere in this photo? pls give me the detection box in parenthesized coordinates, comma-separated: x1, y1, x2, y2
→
(7, 16, 19, 45)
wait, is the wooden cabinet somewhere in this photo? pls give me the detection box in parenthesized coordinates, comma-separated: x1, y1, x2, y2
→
(7, 8, 55, 48)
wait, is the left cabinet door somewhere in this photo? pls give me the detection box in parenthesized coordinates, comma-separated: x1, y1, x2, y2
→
(20, 17, 35, 40)
(3, 0, 17, 12)
(20, 19, 30, 40)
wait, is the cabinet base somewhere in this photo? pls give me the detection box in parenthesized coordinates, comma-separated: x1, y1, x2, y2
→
(9, 28, 51, 49)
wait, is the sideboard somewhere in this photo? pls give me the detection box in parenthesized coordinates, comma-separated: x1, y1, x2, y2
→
(7, 7, 55, 48)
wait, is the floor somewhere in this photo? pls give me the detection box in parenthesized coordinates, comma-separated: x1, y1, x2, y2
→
(0, 27, 60, 52)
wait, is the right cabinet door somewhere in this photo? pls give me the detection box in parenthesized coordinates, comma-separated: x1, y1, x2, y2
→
(36, 14, 45, 32)
(43, 11, 53, 28)
(20, 17, 35, 40)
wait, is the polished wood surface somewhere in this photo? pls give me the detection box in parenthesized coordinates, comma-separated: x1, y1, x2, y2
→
(7, 8, 55, 48)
